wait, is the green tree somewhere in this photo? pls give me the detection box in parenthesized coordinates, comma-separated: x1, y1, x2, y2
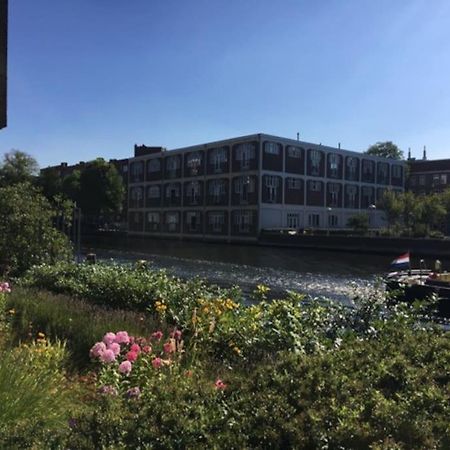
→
(347, 213, 369, 235)
(0, 183, 72, 275)
(0, 150, 39, 186)
(365, 141, 404, 160)
(377, 190, 402, 232)
(78, 159, 124, 216)
(418, 194, 446, 236)
(37, 167, 63, 200)
(61, 169, 81, 204)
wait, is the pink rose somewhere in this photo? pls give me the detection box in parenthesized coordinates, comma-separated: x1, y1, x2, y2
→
(118, 360, 132, 374)
(108, 342, 121, 356)
(0, 282, 11, 293)
(152, 357, 162, 369)
(103, 332, 116, 346)
(89, 341, 106, 359)
(163, 342, 173, 354)
(115, 331, 130, 344)
(99, 349, 116, 364)
(170, 329, 182, 340)
(126, 351, 139, 362)
(151, 331, 163, 341)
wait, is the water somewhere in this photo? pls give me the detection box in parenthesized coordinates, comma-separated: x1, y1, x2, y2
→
(85, 236, 398, 305)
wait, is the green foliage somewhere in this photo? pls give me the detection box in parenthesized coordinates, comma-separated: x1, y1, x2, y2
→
(79, 158, 125, 215)
(7, 287, 158, 368)
(0, 150, 39, 187)
(347, 212, 369, 234)
(0, 183, 73, 276)
(365, 141, 404, 160)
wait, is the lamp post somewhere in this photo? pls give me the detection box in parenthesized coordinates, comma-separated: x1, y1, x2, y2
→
(327, 207, 332, 236)
(368, 204, 376, 236)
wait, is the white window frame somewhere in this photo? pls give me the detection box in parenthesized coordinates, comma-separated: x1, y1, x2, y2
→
(287, 177, 302, 190)
(287, 146, 302, 158)
(210, 147, 227, 172)
(235, 143, 255, 170)
(264, 142, 280, 155)
(309, 150, 322, 176)
(186, 152, 202, 175)
(309, 180, 322, 192)
(346, 185, 357, 209)
(209, 212, 225, 232)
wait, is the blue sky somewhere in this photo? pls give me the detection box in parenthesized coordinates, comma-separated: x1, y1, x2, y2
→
(1, 0, 450, 167)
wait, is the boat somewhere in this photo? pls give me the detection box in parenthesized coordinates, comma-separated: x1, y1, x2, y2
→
(385, 267, 450, 319)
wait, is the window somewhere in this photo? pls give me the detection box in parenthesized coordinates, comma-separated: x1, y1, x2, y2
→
(287, 177, 302, 189)
(166, 212, 179, 232)
(328, 183, 340, 207)
(363, 160, 373, 175)
(147, 185, 160, 198)
(419, 175, 425, 186)
(346, 157, 358, 180)
(210, 147, 227, 172)
(308, 214, 320, 227)
(133, 213, 140, 224)
(147, 212, 160, 231)
(235, 143, 255, 169)
(346, 185, 357, 209)
(432, 174, 440, 187)
(209, 179, 226, 204)
(122, 165, 128, 173)
(441, 174, 447, 185)
(362, 186, 374, 204)
(234, 176, 255, 202)
(264, 176, 280, 203)
(264, 142, 280, 155)
(186, 152, 202, 175)
(309, 150, 322, 176)
(309, 180, 322, 192)
(186, 181, 200, 204)
(377, 163, 389, 183)
(131, 162, 144, 181)
(234, 211, 253, 233)
(130, 187, 143, 207)
(287, 213, 299, 229)
(328, 215, 338, 228)
(409, 176, 417, 186)
(166, 156, 180, 173)
(392, 165, 402, 178)
(186, 212, 200, 232)
(328, 154, 339, 177)
(165, 183, 180, 199)
(209, 212, 225, 232)
(287, 146, 302, 158)
(148, 159, 161, 173)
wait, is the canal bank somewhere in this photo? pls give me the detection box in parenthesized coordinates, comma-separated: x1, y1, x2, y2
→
(259, 231, 450, 257)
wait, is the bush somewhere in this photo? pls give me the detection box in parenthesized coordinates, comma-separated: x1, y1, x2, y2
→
(0, 183, 72, 276)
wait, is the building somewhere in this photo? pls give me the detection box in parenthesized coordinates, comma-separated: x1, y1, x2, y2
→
(0, 0, 7, 129)
(127, 133, 406, 241)
(407, 158, 450, 195)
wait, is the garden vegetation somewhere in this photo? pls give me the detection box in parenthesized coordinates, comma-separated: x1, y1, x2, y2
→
(0, 263, 449, 448)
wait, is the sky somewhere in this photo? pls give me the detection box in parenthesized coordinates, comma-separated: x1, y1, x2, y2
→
(1, 0, 450, 168)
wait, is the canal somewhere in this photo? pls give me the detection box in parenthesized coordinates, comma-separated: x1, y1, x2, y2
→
(83, 236, 422, 305)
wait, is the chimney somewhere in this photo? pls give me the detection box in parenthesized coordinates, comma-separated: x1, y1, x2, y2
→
(422, 145, 427, 160)
(296, 132, 299, 141)
(407, 147, 411, 160)
(338, 142, 341, 149)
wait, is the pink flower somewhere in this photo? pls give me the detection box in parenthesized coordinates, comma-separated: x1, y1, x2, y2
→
(99, 349, 116, 363)
(170, 329, 182, 340)
(142, 345, 152, 354)
(130, 343, 141, 354)
(118, 360, 132, 374)
(90, 341, 106, 359)
(0, 282, 11, 293)
(163, 341, 173, 354)
(115, 331, 130, 344)
(126, 351, 139, 362)
(152, 357, 162, 369)
(152, 331, 163, 341)
(108, 342, 121, 356)
(126, 387, 141, 398)
(98, 385, 118, 396)
(103, 332, 116, 346)
(214, 379, 227, 390)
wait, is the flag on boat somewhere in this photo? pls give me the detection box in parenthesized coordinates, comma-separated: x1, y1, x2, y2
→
(390, 252, 410, 270)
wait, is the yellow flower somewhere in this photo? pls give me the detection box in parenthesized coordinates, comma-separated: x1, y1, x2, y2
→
(233, 346, 241, 355)
(37, 332, 46, 338)
(8, 308, 15, 315)
(155, 300, 167, 313)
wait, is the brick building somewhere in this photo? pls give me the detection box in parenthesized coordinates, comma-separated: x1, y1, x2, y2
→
(128, 133, 406, 241)
(407, 158, 450, 195)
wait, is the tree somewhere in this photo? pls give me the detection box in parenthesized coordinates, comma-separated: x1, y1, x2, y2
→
(37, 167, 63, 200)
(0, 183, 72, 275)
(347, 213, 369, 235)
(0, 150, 39, 186)
(377, 190, 402, 231)
(61, 169, 81, 204)
(78, 159, 124, 216)
(365, 142, 404, 160)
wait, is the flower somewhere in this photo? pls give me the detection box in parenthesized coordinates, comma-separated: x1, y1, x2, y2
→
(119, 360, 132, 374)
(0, 281, 11, 293)
(99, 349, 116, 363)
(115, 331, 130, 344)
(163, 341, 173, 354)
(152, 331, 163, 341)
(155, 300, 167, 313)
(98, 385, 118, 396)
(214, 378, 227, 390)
(108, 342, 121, 356)
(126, 351, 139, 362)
(126, 387, 141, 399)
(142, 345, 152, 354)
(103, 332, 116, 346)
(130, 343, 141, 354)
(170, 329, 182, 340)
(90, 341, 106, 359)
(152, 357, 162, 369)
